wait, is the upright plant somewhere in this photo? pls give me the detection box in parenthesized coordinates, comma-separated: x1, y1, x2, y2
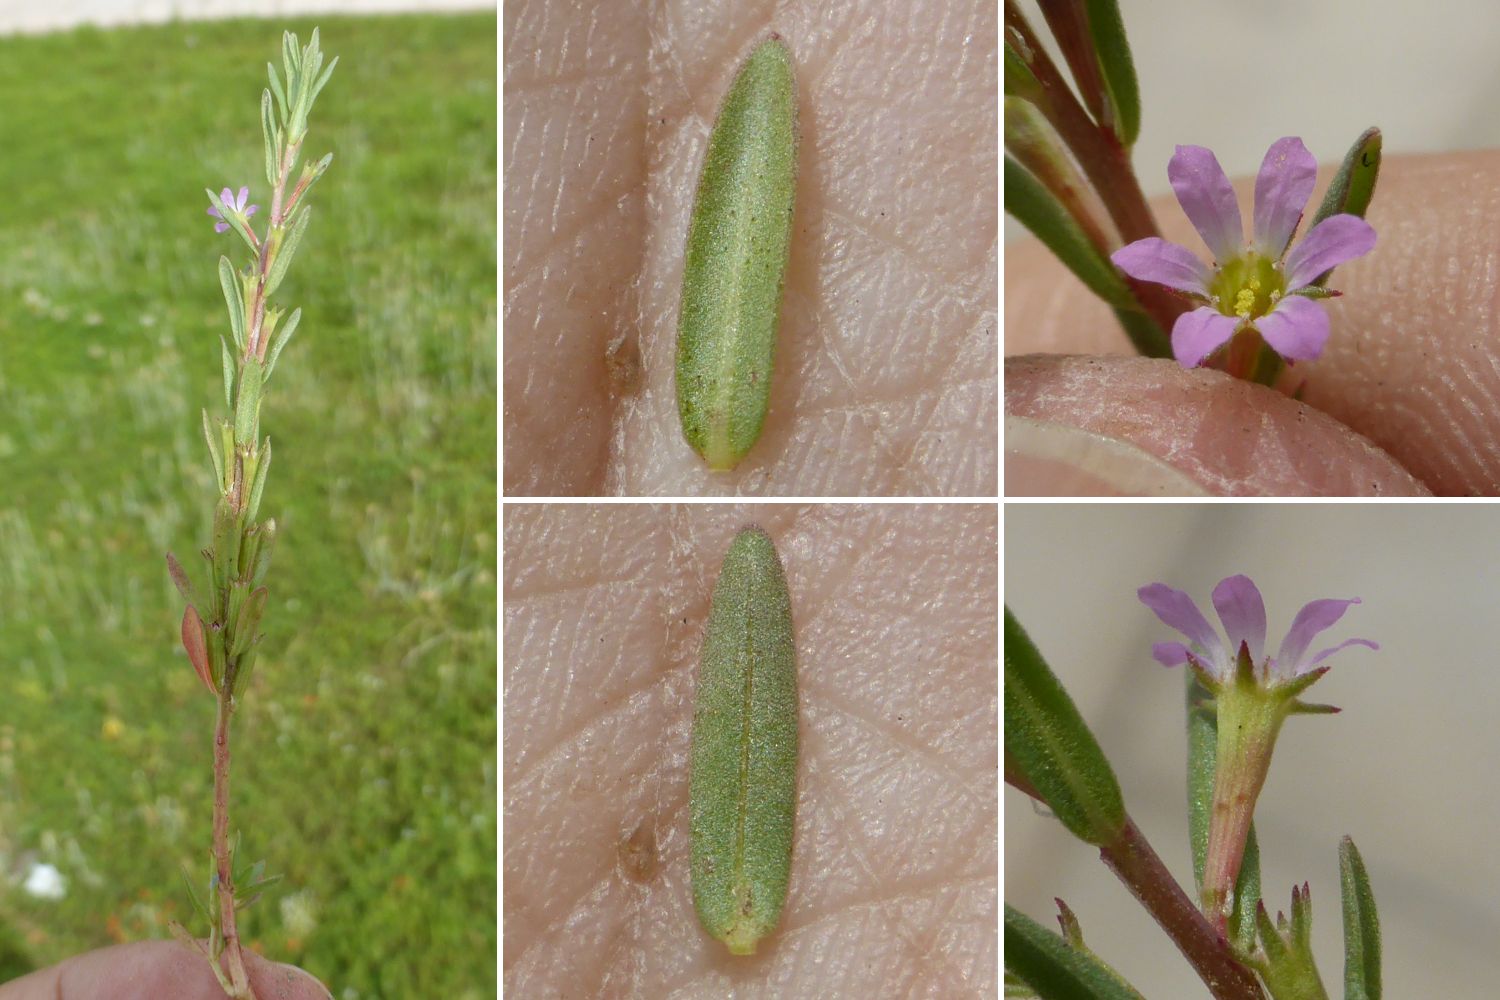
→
(167, 29, 336, 1000)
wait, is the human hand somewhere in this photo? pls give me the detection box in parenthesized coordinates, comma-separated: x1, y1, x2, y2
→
(503, 505, 997, 995)
(503, 3, 997, 496)
(0, 941, 328, 1000)
(1007, 150, 1500, 495)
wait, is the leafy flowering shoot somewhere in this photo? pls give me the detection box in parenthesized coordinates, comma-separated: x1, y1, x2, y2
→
(1112, 138, 1376, 373)
(1138, 575, 1376, 934)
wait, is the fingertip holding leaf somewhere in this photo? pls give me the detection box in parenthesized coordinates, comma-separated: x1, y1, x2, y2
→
(689, 526, 798, 955)
(675, 37, 798, 471)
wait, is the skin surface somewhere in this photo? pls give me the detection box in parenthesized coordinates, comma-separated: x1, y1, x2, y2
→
(503, 505, 997, 997)
(1006, 151, 1500, 495)
(504, 2, 997, 496)
(0, 942, 328, 1000)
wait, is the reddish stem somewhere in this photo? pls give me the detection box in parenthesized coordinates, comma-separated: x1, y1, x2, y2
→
(213, 694, 257, 999)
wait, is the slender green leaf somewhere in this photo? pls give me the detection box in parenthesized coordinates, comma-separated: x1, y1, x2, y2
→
(310, 55, 339, 106)
(1187, 675, 1261, 953)
(1004, 42, 1044, 103)
(234, 358, 263, 446)
(1311, 128, 1382, 227)
(1082, 0, 1140, 146)
(1005, 905, 1146, 1000)
(265, 307, 301, 381)
(201, 409, 224, 488)
(1006, 156, 1132, 311)
(267, 62, 287, 122)
(261, 89, 279, 187)
(246, 438, 271, 524)
(1004, 608, 1125, 845)
(218, 256, 245, 349)
(266, 206, 312, 297)
(219, 337, 235, 409)
(1308, 128, 1381, 286)
(1340, 837, 1381, 1000)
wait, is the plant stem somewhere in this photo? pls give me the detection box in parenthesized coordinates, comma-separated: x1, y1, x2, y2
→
(213, 693, 257, 1000)
(246, 137, 301, 362)
(1099, 817, 1266, 1000)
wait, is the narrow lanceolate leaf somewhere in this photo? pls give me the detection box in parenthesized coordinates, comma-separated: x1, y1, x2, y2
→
(1004, 608, 1125, 845)
(266, 206, 312, 297)
(202, 409, 225, 488)
(267, 62, 287, 122)
(1309, 128, 1381, 286)
(219, 256, 245, 349)
(246, 438, 271, 524)
(690, 526, 798, 956)
(1187, 674, 1261, 953)
(1006, 98, 1115, 264)
(230, 587, 268, 658)
(1340, 836, 1381, 1000)
(220, 337, 236, 409)
(234, 358, 264, 446)
(1005, 156, 1133, 312)
(675, 37, 798, 471)
(264, 307, 301, 381)
(1082, 0, 1141, 146)
(181, 605, 215, 694)
(1005, 905, 1147, 1000)
(166, 552, 198, 605)
(261, 89, 279, 187)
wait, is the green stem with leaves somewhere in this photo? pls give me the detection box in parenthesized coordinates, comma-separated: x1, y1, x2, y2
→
(169, 29, 335, 1000)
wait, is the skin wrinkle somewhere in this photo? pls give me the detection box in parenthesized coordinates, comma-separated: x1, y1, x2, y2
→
(1006, 150, 1500, 494)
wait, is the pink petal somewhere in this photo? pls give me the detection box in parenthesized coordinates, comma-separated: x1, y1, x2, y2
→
(1306, 637, 1379, 671)
(1138, 583, 1227, 667)
(1253, 137, 1317, 257)
(1255, 295, 1330, 362)
(1211, 575, 1266, 664)
(1276, 597, 1361, 676)
(220, 187, 235, 207)
(1170, 307, 1241, 368)
(1168, 145, 1244, 263)
(235, 186, 250, 211)
(1152, 641, 1193, 667)
(1284, 215, 1377, 289)
(1111, 238, 1212, 295)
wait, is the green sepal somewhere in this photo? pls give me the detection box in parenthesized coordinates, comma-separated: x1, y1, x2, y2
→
(220, 337, 236, 409)
(267, 62, 287, 122)
(206, 620, 228, 689)
(202, 409, 225, 488)
(1005, 155, 1134, 312)
(1004, 607, 1125, 846)
(219, 256, 245, 350)
(211, 497, 241, 596)
(1187, 674, 1261, 953)
(205, 187, 258, 255)
(266, 206, 312, 297)
(233, 639, 261, 694)
(231, 587, 268, 658)
(1340, 836, 1381, 1000)
(264, 307, 301, 381)
(261, 89, 280, 187)
(1250, 886, 1331, 1000)
(250, 518, 277, 587)
(246, 438, 271, 524)
(234, 358, 264, 446)
(1082, 0, 1141, 146)
(1308, 127, 1381, 286)
(1004, 905, 1147, 1000)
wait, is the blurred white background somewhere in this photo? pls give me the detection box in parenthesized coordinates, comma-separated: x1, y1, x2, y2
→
(1005, 504, 1500, 996)
(1006, 0, 1500, 241)
(0, 0, 491, 35)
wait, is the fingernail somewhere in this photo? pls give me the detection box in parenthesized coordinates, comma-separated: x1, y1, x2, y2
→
(1005, 417, 1210, 496)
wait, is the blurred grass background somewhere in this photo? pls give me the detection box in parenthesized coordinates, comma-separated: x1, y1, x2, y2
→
(0, 12, 495, 998)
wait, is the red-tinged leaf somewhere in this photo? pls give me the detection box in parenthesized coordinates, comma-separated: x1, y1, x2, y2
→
(182, 606, 216, 694)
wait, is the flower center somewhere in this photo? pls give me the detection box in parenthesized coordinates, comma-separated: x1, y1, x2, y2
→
(1209, 252, 1286, 321)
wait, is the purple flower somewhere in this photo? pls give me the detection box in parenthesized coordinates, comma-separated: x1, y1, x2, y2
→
(1137, 574, 1376, 687)
(1111, 138, 1377, 368)
(207, 186, 259, 234)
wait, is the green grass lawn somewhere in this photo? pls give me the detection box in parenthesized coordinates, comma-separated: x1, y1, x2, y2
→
(0, 12, 496, 998)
